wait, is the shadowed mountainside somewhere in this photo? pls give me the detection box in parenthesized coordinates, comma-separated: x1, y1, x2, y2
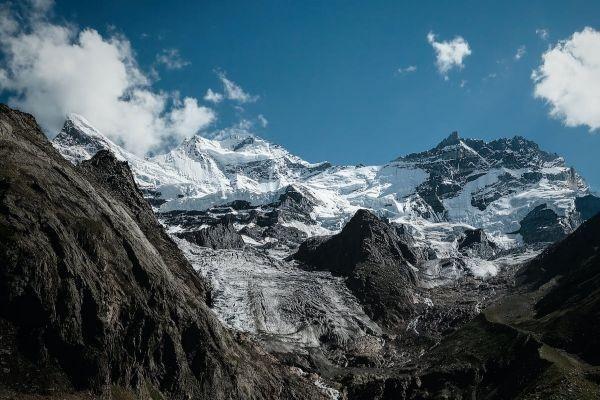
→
(293, 209, 420, 329)
(346, 210, 600, 399)
(0, 105, 324, 399)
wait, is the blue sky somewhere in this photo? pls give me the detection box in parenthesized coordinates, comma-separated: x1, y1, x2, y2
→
(1, 0, 600, 190)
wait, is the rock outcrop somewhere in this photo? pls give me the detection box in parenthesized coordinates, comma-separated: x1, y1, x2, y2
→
(0, 105, 323, 399)
(514, 203, 570, 244)
(457, 228, 498, 259)
(294, 209, 418, 329)
(175, 219, 245, 250)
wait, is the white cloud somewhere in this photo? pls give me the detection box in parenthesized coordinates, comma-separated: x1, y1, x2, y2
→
(218, 72, 258, 103)
(0, 0, 214, 155)
(204, 88, 223, 103)
(235, 119, 253, 130)
(427, 31, 471, 78)
(169, 97, 215, 140)
(532, 27, 600, 131)
(257, 114, 268, 127)
(155, 48, 190, 70)
(397, 65, 417, 74)
(536, 28, 549, 41)
(204, 72, 258, 105)
(514, 45, 526, 60)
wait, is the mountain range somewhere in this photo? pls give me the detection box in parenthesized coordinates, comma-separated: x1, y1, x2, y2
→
(53, 113, 597, 248)
(2, 104, 599, 399)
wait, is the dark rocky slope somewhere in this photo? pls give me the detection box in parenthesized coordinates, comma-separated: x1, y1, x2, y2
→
(293, 209, 419, 329)
(347, 209, 600, 399)
(175, 219, 245, 250)
(516, 211, 600, 365)
(0, 105, 324, 399)
(513, 203, 571, 244)
(575, 194, 600, 221)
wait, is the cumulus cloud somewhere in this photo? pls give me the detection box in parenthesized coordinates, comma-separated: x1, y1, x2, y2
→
(397, 65, 417, 74)
(532, 27, 600, 131)
(155, 48, 190, 70)
(536, 28, 549, 41)
(169, 97, 215, 138)
(514, 45, 526, 60)
(0, 0, 214, 155)
(427, 31, 471, 78)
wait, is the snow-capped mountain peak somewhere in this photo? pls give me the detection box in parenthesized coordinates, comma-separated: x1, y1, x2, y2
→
(52, 115, 597, 252)
(52, 113, 192, 190)
(52, 113, 125, 163)
(178, 129, 308, 167)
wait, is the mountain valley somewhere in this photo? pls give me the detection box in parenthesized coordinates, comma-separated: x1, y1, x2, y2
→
(1, 104, 599, 399)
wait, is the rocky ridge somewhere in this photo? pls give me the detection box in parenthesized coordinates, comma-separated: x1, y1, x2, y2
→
(0, 105, 325, 399)
(52, 115, 600, 254)
(293, 209, 419, 329)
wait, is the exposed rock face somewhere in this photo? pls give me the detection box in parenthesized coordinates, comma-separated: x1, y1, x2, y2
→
(294, 209, 418, 329)
(271, 185, 315, 224)
(514, 203, 569, 244)
(0, 105, 323, 399)
(397, 132, 571, 218)
(159, 186, 316, 251)
(347, 211, 600, 399)
(175, 219, 245, 249)
(458, 228, 498, 259)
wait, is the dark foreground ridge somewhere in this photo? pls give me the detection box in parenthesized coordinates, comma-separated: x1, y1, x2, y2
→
(0, 105, 324, 399)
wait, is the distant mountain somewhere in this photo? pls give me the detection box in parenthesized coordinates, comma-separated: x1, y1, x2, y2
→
(53, 113, 191, 190)
(53, 115, 599, 253)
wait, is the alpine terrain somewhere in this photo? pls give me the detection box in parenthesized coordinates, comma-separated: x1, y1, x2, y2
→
(1, 104, 599, 399)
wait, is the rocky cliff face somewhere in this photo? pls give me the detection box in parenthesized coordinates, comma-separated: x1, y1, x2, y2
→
(175, 219, 245, 250)
(0, 105, 324, 399)
(294, 209, 419, 329)
(517, 212, 600, 365)
(457, 228, 499, 258)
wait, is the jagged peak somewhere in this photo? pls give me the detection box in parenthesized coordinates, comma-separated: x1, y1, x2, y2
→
(59, 112, 106, 141)
(52, 113, 131, 165)
(397, 131, 562, 168)
(435, 131, 461, 149)
(179, 129, 265, 154)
